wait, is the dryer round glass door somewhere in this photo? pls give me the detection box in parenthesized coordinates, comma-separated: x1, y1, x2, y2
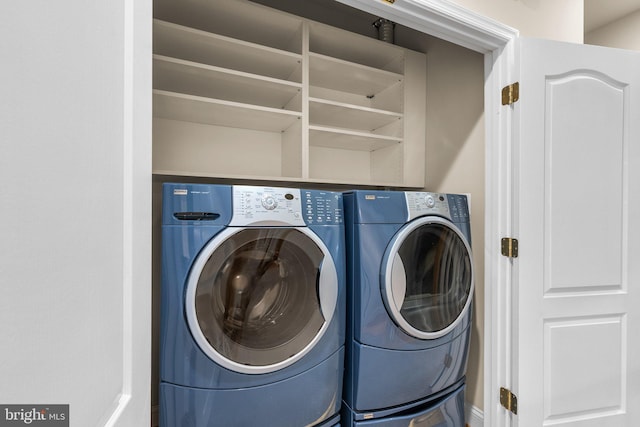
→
(185, 227, 338, 374)
(382, 216, 474, 339)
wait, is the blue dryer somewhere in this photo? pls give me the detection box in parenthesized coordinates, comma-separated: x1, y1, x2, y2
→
(342, 190, 474, 426)
(160, 183, 346, 427)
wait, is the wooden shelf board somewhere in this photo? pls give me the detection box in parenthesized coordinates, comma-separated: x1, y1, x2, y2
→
(154, 20, 302, 82)
(154, 0, 304, 53)
(153, 90, 301, 132)
(309, 125, 401, 151)
(152, 170, 304, 182)
(309, 53, 403, 97)
(152, 170, 410, 189)
(153, 55, 302, 109)
(309, 97, 402, 132)
(308, 21, 404, 73)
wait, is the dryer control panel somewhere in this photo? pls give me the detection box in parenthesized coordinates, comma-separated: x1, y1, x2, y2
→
(405, 192, 470, 223)
(230, 186, 343, 226)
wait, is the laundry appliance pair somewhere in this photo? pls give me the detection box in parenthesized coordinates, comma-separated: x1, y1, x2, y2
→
(159, 184, 473, 427)
(159, 183, 345, 427)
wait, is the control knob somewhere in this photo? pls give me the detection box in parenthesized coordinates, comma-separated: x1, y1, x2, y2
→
(261, 194, 278, 210)
(425, 195, 436, 208)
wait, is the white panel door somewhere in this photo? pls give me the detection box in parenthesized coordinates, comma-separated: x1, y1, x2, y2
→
(0, 1, 151, 426)
(511, 38, 640, 426)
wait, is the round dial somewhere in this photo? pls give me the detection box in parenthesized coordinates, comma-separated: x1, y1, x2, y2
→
(425, 195, 436, 208)
(261, 194, 278, 210)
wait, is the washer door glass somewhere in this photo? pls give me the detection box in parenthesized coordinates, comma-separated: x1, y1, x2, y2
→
(383, 217, 473, 339)
(186, 227, 338, 374)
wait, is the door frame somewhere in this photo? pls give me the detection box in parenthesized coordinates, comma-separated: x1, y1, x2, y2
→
(137, 0, 518, 424)
(333, 1, 518, 425)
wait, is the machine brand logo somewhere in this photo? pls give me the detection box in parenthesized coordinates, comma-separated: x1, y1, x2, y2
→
(0, 405, 68, 426)
(173, 189, 188, 195)
(365, 195, 376, 200)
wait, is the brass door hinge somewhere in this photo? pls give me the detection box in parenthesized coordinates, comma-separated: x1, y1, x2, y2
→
(500, 387, 518, 414)
(501, 237, 518, 258)
(502, 82, 520, 105)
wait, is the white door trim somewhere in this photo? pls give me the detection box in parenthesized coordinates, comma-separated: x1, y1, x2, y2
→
(108, 0, 152, 425)
(334, 0, 517, 53)
(333, 2, 519, 426)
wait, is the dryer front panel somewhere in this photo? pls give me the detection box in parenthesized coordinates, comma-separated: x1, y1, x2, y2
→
(382, 217, 473, 340)
(185, 226, 338, 374)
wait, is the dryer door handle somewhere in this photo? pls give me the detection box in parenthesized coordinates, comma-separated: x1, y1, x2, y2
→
(390, 253, 407, 310)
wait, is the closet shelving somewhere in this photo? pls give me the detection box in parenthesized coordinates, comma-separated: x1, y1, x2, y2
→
(152, 0, 426, 186)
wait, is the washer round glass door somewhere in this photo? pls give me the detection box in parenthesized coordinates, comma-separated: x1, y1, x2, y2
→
(185, 227, 338, 374)
(382, 216, 474, 339)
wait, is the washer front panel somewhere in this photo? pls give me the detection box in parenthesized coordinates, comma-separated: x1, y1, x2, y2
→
(382, 216, 474, 340)
(185, 226, 338, 374)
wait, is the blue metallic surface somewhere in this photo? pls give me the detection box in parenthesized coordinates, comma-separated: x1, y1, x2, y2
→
(342, 383, 466, 427)
(342, 190, 473, 418)
(160, 348, 344, 427)
(160, 183, 346, 426)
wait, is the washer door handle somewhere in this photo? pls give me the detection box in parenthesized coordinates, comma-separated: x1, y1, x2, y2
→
(317, 258, 338, 321)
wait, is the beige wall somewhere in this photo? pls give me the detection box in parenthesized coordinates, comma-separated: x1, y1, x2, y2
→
(586, 10, 640, 50)
(450, 0, 584, 42)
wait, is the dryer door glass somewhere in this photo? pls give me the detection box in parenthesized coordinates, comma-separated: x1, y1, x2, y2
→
(386, 220, 473, 338)
(192, 228, 326, 368)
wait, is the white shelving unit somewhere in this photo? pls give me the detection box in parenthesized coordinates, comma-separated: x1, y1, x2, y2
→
(152, 0, 426, 187)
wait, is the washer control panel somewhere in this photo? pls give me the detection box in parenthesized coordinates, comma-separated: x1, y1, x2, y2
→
(230, 186, 342, 226)
(302, 189, 343, 225)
